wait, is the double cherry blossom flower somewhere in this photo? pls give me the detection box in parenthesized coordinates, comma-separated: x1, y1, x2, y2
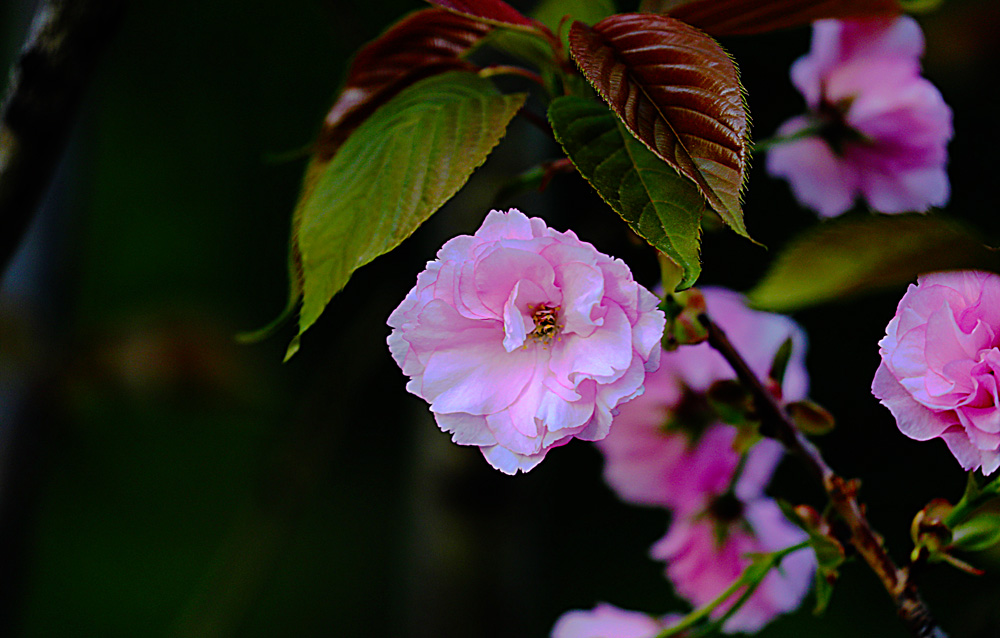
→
(874, 271, 1000, 475)
(388, 209, 664, 474)
(767, 16, 953, 217)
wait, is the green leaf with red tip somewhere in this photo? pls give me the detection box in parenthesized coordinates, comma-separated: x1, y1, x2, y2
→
(568, 14, 750, 239)
(316, 9, 493, 161)
(294, 72, 525, 356)
(639, 0, 902, 36)
(768, 337, 793, 386)
(241, 9, 494, 344)
(748, 214, 1000, 312)
(549, 96, 705, 288)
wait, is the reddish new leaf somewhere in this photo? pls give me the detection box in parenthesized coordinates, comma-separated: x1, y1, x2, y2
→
(317, 8, 492, 160)
(426, 0, 538, 29)
(641, 0, 902, 36)
(570, 14, 749, 237)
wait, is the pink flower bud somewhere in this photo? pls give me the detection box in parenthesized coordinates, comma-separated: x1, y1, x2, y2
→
(387, 209, 665, 474)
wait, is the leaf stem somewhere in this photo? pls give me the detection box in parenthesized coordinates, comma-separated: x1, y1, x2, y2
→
(698, 312, 949, 638)
(513, 106, 555, 141)
(751, 123, 824, 153)
(479, 64, 547, 88)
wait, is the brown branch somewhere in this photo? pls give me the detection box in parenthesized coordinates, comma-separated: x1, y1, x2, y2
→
(0, 0, 125, 272)
(699, 312, 948, 638)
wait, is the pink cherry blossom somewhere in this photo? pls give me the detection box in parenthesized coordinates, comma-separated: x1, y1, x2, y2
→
(646, 424, 812, 634)
(597, 288, 808, 506)
(651, 496, 814, 634)
(766, 17, 953, 217)
(387, 209, 665, 474)
(873, 271, 1000, 475)
(551, 604, 681, 638)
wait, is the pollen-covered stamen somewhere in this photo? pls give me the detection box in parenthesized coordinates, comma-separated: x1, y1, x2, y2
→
(528, 304, 562, 344)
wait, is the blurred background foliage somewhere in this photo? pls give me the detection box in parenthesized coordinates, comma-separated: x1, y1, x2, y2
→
(3, 0, 1000, 636)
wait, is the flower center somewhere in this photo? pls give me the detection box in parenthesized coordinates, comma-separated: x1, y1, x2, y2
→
(709, 493, 745, 524)
(816, 96, 870, 154)
(528, 304, 562, 344)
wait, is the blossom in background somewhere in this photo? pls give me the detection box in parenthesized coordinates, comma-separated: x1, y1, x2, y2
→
(551, 603, 682, 638)
(648, 424, 815, 634)
(594, 288, 814, 632)
(387, 209, 664, 474)
(873, 271, 1000, 475)
(766, 16, 953, 217)
(597, 288, 808, 507)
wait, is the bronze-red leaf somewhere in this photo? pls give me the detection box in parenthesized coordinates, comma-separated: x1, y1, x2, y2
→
(317, 8, 492, 160)
(569, 13, 749, 237)
(426, 0, 537, 29)
(642, 0, 902, 36)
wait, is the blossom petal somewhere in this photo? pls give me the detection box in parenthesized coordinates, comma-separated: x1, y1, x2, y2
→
(873, 361, 955, 441)
(480, 444, 545, 475)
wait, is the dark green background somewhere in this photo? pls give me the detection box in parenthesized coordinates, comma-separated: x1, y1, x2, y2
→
(2, 0, 1000, 636)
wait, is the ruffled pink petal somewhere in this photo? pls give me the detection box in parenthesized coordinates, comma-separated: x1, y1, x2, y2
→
(549, 303, 633, 387)
(553, 261, 605, 338)
(872, 362, 955, 441)
(475, 208, 536, 241)
(766, 120, 860, 217)
(480, 444, 545, 475)
(940, 426, 986, 472)
(435, 412, 496, 446)
(474, 247, 560, 317)
(421, 327, 537, 416)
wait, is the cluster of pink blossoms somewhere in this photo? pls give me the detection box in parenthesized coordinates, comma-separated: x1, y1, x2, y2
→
(387, 209, 664, 474)
(874, 271, 1000, 475)
(555, 289, 816, 636)
(766, 16, 953, 217)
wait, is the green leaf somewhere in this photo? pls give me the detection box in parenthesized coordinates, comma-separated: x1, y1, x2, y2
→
(295, 71, 525, 348)
(748, 214, 1000, 312)
(534, 0, 616, 45)
(568, 14, 750, 239)
(240, 9, 494, 345)
(786, 400, 836, 436)
(768, 336, 793, 386)
(951, 509, 1000, 553)
(549, 96, 704, 288)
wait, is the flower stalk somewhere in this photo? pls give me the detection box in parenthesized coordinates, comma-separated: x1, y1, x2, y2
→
(653, 541, 810, 638)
